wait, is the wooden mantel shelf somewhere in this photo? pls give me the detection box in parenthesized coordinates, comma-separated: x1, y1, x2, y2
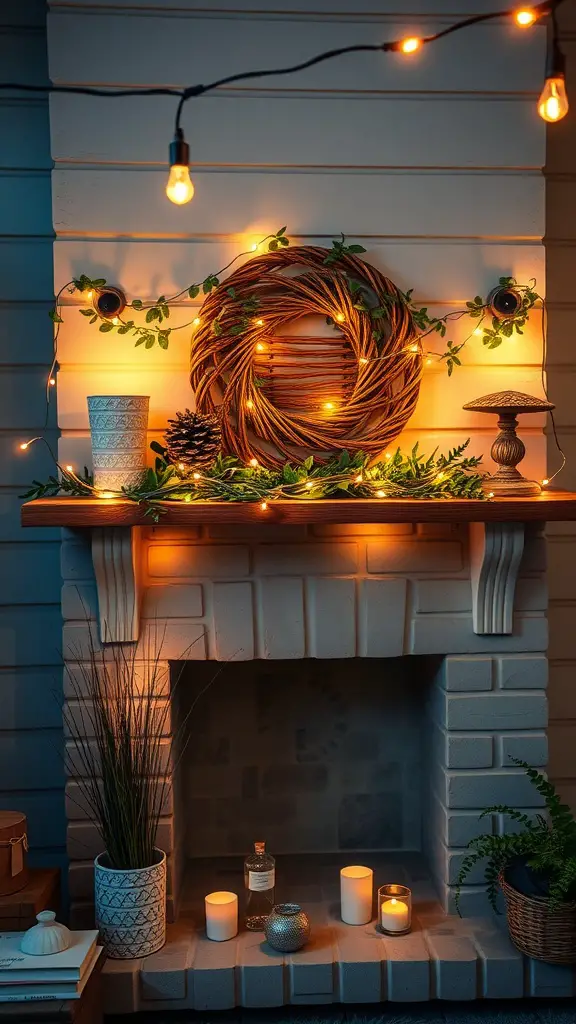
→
(23, 491, 576, 644)
(19, 490, 576, 527)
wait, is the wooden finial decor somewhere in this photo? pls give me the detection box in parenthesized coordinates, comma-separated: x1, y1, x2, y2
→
(463, 390, 554, 495)
(190, 246, 421, 467)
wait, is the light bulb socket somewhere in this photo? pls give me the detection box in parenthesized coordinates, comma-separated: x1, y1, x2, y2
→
(169, 129, 190, 168)
(545, 33, 566, 80)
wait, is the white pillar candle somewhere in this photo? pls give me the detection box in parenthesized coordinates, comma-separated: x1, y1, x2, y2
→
(340, 865, 373, 925)
(205, 891, 238, 941)
(380, 897, 409, 933)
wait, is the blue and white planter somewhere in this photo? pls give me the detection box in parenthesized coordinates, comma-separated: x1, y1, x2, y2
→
(94, 849, 166, 959)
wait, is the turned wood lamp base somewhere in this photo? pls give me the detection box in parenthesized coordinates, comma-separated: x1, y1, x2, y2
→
(463, 391, 554, 497)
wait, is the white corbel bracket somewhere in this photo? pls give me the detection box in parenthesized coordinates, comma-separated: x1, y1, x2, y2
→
(469, 521, 525, 635)
(91, 526, 142, 643)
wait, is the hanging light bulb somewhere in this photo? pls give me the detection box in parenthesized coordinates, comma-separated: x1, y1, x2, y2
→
(515, 9, 537, 27)
(166, 129, 195, 205)
(538, 20, 569, 123)
(400, 37, 422, 54)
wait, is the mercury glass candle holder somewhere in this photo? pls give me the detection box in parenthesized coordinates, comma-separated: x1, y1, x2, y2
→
(378, 884, 412, 935)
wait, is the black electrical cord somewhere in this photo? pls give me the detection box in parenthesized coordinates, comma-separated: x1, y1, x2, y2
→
(0, 0, 566, 138)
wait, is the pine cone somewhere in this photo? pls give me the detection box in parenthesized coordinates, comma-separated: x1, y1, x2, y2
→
(164, 409, 221, 470)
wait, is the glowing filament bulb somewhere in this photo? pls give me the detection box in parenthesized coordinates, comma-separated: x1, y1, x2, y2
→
(65, 464, 73, 472)
(178, 462, 185, 471)
(473, 328, 483, 337)
(335, 312, 345, 323)
(193, 317, 201, 327)
(409, 344, 419, 353)
(48, 377, 56, 386)
(385, 452, 392, 460)
(401, 37, 421, 54)
(193, 472, 201, 480)
(86, 290, 93, 301)
(488, 491, 495, 498)
(166, 165, 194, 205)
(324, 402, 335, 411)
(98, 491, 116, 499)
(255, 319, 264, 327)
(255, 342, 265, 352)
(359, 357, 368, 366)
(19, 442, 28, 450)
(538, 77, 569, 122)
(249, 458, 259, 467)
(515, 8, 537, 26)
(260, 501, 268, 510)
(376, 490, 386, 498)
(251, 243, 258, 251)
(305, 481, 313, 490)
(112, 316, 119, 325)
(542, 478, 550, 486)
(436, 472, 445, 481)
(425, 358, 432, 366)
(246, 399, 254, 410)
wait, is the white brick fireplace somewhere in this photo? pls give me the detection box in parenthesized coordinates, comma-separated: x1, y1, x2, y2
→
(61, 517, 548, 928)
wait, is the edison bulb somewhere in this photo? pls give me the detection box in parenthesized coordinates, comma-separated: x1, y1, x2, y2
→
(166, 165, 195, 205)
(401, 37, 421, 54)
(515, 8, 537, 26)
(538, 77, 569, 122)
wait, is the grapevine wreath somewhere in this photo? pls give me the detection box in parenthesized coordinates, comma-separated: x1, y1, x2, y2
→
(190, 245, 422, 468)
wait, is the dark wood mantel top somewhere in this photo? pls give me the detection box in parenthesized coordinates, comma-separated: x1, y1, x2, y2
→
(20, 490, 576, 527)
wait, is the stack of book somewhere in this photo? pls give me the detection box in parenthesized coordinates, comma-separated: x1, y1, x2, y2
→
(0, 931, 101, 1002)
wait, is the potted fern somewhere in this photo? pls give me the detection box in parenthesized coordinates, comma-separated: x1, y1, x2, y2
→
(64, 629, 211, 959)
(456, 760, 576, 964)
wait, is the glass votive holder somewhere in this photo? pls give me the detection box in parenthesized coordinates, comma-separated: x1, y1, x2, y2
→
(378, 884, 412, 935)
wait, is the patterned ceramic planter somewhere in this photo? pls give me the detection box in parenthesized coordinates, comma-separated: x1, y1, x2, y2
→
(87, 395, 149, 491)
(94, 848, 166, 959)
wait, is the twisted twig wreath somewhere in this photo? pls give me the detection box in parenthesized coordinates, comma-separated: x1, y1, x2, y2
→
(190, 245, 422, 467)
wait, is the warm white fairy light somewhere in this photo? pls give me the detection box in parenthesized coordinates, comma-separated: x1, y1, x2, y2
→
(193, 317, 201, 327)
(255, 318, 264, 326)
(436, 472, 445, 481)
(473, 328, 483, 337)
(112, 316, 119, 325)
(359, 357, 368, 366)
(251, 244, 258, 251)
(20, 442, 29, 450)
(97, 491, 116, 499)
(385, 452, 392, 460)
(542, 477, 550, 486)
(515, 8, 537, 26)
(335, 313, 345, 322)
(178, 462, 185, 470)
(249, 458, 259, 467)
(65, 464, 73, 472)
(324, 401, 335, 411)
(355, 474, 363, 483)
(255, 342, 265, 352)
(246, 399, 254, 410)
(400, 37, 422, 54)
(376, 490, 386, 498)
(48, 377, 56, 386)
(193, 471, 201, 480)
(488, 491, 495, 498)
(305, 481, 314, 489)
(260, 501, 268, 510)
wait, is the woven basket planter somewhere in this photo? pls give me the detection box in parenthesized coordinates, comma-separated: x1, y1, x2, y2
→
(500, 871, 576, 964)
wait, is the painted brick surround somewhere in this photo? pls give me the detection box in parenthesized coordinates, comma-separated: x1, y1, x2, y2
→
(61, 519, 548, 927)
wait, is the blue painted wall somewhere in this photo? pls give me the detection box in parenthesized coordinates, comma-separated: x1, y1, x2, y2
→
(0, 1, 66, 875)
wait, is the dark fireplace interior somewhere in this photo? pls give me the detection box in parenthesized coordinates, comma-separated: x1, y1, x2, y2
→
(171, 657, 441, 918)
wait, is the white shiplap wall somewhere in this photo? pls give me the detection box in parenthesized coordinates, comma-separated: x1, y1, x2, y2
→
(47, 1, 548, 485)
(0, 0, 65, 867)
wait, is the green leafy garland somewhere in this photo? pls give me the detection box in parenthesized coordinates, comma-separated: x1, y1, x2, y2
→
(49, 229, 539, 373)
(23, 441, 485, 521)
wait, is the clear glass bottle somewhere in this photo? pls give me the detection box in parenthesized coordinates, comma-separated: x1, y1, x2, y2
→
(244, 841, 275, 930)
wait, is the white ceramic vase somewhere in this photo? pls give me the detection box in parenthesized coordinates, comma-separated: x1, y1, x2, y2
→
(20, 911, 71, 955)
(94, 849, 166, 959)
(87, 395, 149, 492)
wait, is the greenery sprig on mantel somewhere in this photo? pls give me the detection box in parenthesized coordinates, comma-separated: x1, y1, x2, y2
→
(22, 441, 485, 521)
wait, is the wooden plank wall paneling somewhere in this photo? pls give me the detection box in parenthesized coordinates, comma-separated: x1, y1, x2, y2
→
(0, 1, 65, 869)
(546, 2, 576, 810)
(47, 0, 548, 485)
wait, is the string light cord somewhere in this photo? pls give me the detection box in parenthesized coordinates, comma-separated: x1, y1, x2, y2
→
(0, 0, 567, 125)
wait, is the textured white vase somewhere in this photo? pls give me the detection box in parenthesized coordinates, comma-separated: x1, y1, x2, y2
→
(20, 911, 71, 955)
(87, 395, 149, 492)
(94, 849, 166, 959)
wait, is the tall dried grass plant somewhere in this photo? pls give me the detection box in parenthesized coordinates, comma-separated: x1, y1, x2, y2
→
(63, 625, 211, 870)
